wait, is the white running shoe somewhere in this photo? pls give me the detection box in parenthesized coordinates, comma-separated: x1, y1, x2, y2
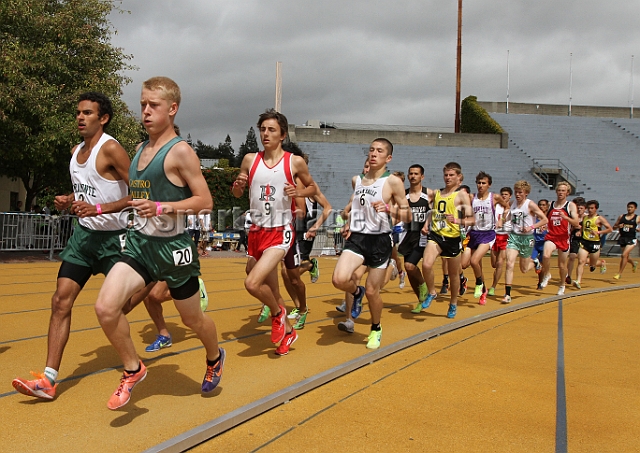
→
(540, 273, 552, 288)
(557, 286, 565, 296)
(389, 259, 398, 281)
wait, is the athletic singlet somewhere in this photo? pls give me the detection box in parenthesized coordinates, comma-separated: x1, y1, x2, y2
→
(350, 172, 392, 234)
(471, 192, 495, 231)
(510, 199, 535, 235)
(618, 214, 638, 239)
(402, 188, 430, 247)
(129, 137, 192, 237)
(70, 133, 128, 231)
(431, 190, 460, 238)
(248, 151, 296, 228)
(582, 215, 600, 242)
(547, 201, 571, 239)
(494, 204, 512, 235)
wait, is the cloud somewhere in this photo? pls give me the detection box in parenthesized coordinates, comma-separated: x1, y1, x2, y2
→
(109, 0, 640, 149)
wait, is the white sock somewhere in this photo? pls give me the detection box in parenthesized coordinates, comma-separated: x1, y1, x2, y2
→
(44, 367, 58, 384)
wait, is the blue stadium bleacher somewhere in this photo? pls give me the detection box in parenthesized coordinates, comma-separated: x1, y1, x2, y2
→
(299, 142, 555, 222)
(490, 113, 640, 221)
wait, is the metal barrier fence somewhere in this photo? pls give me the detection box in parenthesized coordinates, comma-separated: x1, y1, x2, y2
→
(310, 227, 344, 257)
(0, 213, 76, 260)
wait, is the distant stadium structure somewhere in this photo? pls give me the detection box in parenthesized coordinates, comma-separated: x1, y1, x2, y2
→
(293, 101, 639, 224)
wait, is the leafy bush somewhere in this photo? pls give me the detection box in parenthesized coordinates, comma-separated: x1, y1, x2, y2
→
(460, 96, 504, 134)
(202, 167, 248, 227)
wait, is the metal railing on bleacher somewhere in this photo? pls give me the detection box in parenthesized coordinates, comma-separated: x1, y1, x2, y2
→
(0, 213, 76, 260)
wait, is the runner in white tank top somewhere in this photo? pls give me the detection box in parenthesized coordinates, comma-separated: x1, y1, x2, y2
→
(232, 110, 317, 356)
(488, 187, 513, 296)
(12, 93, 133, 402)
(466, 172, 509, 303)
(333, 138, 410, 350)
(503, 180, 548, 304)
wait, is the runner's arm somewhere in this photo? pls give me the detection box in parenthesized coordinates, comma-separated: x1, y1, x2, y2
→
(231, 153, 254, 198)
(597, 216, 613, 236)
(306, 190, 332, 238)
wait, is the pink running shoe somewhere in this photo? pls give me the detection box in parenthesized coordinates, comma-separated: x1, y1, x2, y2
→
(107, 361, 147, 410)
(478, 287, 488, 306)
(12, 372, 57, 400)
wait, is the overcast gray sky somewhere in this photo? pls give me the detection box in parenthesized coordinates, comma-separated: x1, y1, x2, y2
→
(108, 1, 640, 148)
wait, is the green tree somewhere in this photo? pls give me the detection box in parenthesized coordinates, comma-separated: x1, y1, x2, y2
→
(236, 127, 259, 166)
(202, 167, 248, 225)
(194, 140, 216, 159)
(0, 0, 140, 209)
(215, 134, 235, 161)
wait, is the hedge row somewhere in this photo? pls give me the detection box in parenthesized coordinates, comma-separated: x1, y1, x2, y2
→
(202, 162, 249, 226)
(460, 95, 505, 134)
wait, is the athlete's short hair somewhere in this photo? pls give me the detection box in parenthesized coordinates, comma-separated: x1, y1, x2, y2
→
(78, 92, 113, 129)
(475, 171, 492, 185)
(538, 199, 549, 207)
(371, 138, 393, 155)
(586, 200, 599, 209)
(143, 76, 181, 106)
(459, 185, 471, 194)
(392, 171, 405, 182)
(258, 108, 288, 137)
(628, 201, 638, 208)
(500, 186, 513, 196)
(573, 197, 586, 207)
(513, 180, 531, 194)
(556, 181, 572, 194)
(443, 162, 462, 174)
(409, 164, 424, 175)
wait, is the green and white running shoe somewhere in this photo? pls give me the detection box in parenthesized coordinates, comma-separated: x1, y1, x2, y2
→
(309, 258, 320, 283)
(293, 310, 308, 330)
(258, 304, 270, 323)
(287, 308, 300, 320)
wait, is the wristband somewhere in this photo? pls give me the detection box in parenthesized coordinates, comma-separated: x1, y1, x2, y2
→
(95, 204, 102, 215)
(156, 202, 162, 216)
(385, 204, 390, 212)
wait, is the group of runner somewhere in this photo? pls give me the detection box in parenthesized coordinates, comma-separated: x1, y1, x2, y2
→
(10, 78, 637, 410)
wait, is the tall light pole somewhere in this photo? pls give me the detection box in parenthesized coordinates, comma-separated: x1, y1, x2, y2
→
(630, 55, 635, 119)
(275, 61, 282, 112)
(506, 50, 510, 114)
(454, 0, 462, 132)
(568, 53, 573, 117)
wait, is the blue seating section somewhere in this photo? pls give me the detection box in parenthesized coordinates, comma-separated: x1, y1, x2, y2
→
(490, 113, 640, 221)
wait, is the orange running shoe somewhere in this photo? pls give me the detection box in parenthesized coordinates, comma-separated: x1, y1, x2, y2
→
(12, 372, 57, 400)
(107, 361, 147, 410)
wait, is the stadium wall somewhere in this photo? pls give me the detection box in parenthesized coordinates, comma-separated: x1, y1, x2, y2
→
(480, 101, 638, 119)
(290, 126, 508, 149)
